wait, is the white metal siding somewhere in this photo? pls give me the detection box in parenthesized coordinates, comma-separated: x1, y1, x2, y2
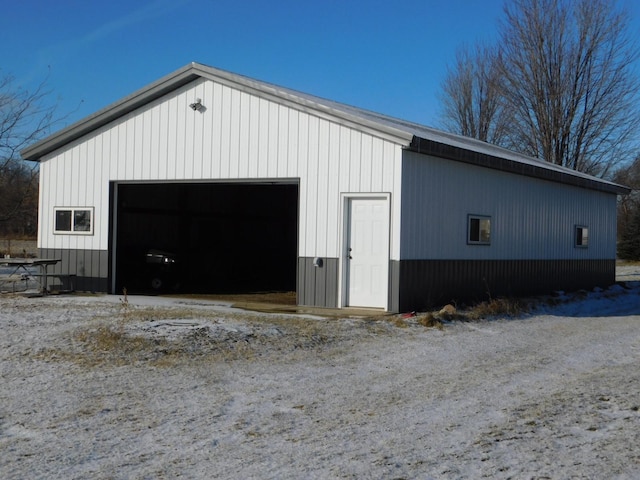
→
(400, 151, 617, 260)
(38, 78, 404, 259)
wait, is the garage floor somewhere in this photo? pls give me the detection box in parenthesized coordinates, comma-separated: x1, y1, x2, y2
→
(172, 291, 297, 305)
(164, 291, 387, 317)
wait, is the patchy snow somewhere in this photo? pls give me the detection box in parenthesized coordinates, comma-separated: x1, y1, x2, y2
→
(1, 268, 639, 479)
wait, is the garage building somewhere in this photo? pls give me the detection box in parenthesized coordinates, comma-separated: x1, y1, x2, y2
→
(21, 62, 629, 311)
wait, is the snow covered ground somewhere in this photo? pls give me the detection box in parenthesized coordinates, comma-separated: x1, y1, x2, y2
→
(1, 265, 639, 479)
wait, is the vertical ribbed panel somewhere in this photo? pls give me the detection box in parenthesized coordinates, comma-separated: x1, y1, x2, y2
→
(39, 247, 108, 292)
(297, 257, 339, 308)
(392, 258, 615, 311)
(400, 151, 617, 261)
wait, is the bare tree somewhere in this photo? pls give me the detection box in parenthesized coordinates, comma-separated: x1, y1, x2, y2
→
(438, 0, 640, 177)
(0, 71, 56, 235)
(499, 0, 640, 176)
(439, 43, 511, 145)
(0, 159, 39, 236)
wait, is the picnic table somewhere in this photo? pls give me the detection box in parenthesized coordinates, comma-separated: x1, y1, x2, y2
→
(0, 258, 63, 294)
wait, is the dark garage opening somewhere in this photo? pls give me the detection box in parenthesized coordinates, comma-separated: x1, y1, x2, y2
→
(113, 182, 298, 295)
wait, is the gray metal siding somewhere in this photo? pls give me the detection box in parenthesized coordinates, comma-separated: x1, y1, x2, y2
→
(39, 248, 109, 292)
(407, 136, 628, 196)
(400, 151, 617, 261)
(392, 258, 615, 311)
(297, 257, 339, 308)
(389, 260, 401, 313)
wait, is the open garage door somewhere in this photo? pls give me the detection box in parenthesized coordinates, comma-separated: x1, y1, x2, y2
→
(111, 182, 298, 295)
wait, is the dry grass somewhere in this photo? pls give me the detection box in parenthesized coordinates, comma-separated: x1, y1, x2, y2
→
(72, 325, 173, 366)
(464, 297, 529, 321)
(30, 289, 538, 370)
(391, 317, 410, 328)
(416, 312, 444, 329)
(617, 259, 640, 266)
(35, 303, 379, 368)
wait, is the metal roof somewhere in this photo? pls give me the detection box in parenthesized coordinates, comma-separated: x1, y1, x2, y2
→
(21, 62, 630, 195)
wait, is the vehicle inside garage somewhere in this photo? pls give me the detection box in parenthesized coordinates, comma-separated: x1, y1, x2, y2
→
(113, 182, 298, 295)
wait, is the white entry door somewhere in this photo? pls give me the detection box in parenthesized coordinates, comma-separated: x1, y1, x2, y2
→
(345, 197, 390, 308)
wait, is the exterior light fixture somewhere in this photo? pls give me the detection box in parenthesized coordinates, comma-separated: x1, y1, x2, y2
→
(189, 98, 203, 111)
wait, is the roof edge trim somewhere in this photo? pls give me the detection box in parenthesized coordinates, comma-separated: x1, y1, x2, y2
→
(192, 63, 413, 144)
(408, 136, 631, 195)
(21, 64, 200, 160)
(21, 62, 413, 160)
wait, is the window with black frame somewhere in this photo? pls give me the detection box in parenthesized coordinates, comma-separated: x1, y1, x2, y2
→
(575, 225, 589, 247)
(468, 214, 491, 245)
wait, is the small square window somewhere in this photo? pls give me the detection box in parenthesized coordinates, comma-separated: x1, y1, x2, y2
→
(575, 225, 589, 247)
(468, 215, 491, 245)
(54, 207, 94, 235)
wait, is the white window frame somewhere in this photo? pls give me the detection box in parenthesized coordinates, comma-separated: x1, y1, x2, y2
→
(54, 207, 94, 235)
(575, 225, 589, 248)
(468, 214, 491, 245)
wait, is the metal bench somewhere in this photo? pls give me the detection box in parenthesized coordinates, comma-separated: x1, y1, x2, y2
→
(0, 273, 32, 293)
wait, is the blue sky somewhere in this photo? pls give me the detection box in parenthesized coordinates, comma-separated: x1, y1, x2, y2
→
(2, 0, 639, 133)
